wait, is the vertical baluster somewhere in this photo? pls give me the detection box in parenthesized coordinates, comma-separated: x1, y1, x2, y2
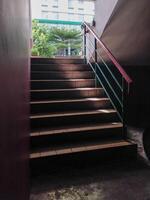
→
(84, 25, 87, 64)
(94, 38, 97, 63)
(122, 77, 128, 138)
(94, 38, 97, 87)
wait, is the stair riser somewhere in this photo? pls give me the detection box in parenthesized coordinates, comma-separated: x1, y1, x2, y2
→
(31, 100, 112, 114)
(31, 72, 94, 80)
(31, 80, 95, 90)
(31, 112, 119, 130)
(31, 89, 105, 101)
(31, 58, 84, 64)
(30, 145, 137, 165)
(31, 64, 91, 71)
(31, 127, 123, 149)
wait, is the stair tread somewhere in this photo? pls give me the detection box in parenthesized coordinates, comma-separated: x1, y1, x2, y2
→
(30, 139, 135, 158)
(30, 109, 116, 119)
(31, 79, 94, 82)
(31, 63, 87, 65)
(31, 58, 84, 61)
(31, 88, 101, 92)
(31, 122, 123, 136)
(31, 71, 93, 73)
(31, 57, 83, 59)
(31, 97, 109, 104)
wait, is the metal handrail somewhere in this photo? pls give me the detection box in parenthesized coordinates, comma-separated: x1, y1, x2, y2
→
(82, 21, 133, 125)
(87, 36, 123, 92)
(89, 51, 122, 107)
(85, 40, 123, 121)
(83, 22, 132, 85)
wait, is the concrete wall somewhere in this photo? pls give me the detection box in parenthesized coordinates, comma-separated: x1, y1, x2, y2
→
(95, 0, 118, 37)
(0, 0, 30, 199)
(100, 0, 150, 66)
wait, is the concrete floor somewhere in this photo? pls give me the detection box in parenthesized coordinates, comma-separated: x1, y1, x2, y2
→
(30, 128, 150, 200)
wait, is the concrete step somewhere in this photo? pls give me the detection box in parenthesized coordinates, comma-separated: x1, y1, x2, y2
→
(31, 64, 91, 71)
(31, 79, 96, 89)
(31, 98, 112, 114)
(31, 71, 95, 80)
(31, 122, 123, 137)
(31, 57, 84, 64)
(30, 139, 137, 159)
(30, 109, 119, 130)
(30, 122, 123, 151)
(31, 88, 105, 101)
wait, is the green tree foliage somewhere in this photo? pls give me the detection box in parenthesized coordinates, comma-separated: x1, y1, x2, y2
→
(49, 27, 82, 56)
(32, 20, 82, 57)
(32, 20, 56, 57)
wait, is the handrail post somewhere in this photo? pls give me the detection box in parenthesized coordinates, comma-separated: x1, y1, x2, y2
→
(84, 25, 87, 64)
(122, 77, 128, 138)
(94, 38, 97, 87)
(94, 38, 97, 63)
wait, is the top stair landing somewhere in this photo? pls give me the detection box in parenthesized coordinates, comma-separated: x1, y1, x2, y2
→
(31, 57, 85, 64)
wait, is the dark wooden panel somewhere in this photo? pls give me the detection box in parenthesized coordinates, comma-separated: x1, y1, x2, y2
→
(0, 0, 30, 199)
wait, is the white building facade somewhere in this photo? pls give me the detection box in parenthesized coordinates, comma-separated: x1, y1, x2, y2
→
(31, 0, 95, 23)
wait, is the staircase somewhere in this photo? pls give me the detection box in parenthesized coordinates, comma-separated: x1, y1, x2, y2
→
(30, 57, 137, 161)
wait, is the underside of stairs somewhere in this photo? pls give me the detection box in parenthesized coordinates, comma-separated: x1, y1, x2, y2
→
(30, 57, 137, 162)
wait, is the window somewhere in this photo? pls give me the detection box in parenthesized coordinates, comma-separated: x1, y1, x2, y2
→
(53, 5, 58, 8)
(68, 13, 74, 21)
(41, 4, 48, 7)
(53, 0, 58, 7)
(41, 0, 48, 8)
(41, 0, 48, 3)
(41, 11, 49, 19)
(68, 7, 74, 10)
(84, 15, 93, 23)
(78, 0, 84, 6)
(78, 8, 84, 12)
(51, 12, 59, 20)
(78, 14, 84, 21)
(68, 0, 73, 9)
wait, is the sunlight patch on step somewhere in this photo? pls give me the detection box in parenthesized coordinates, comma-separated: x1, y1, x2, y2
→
(98, 109, 110, 113)
(75, 88, 91, 90)
(85, 98, 101, 101)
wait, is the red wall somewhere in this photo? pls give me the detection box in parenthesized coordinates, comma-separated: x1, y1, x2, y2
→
(0, 0, 30, 199)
